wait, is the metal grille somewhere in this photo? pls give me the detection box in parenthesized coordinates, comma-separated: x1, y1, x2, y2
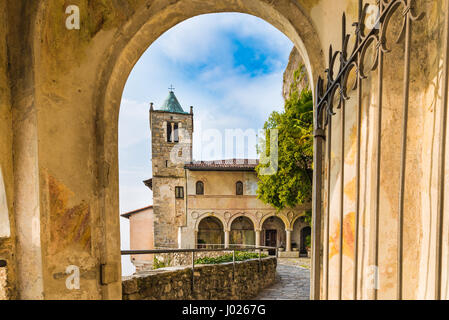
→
(311, 0, 448, 300)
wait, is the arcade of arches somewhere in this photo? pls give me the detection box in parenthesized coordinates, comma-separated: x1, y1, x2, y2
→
(196, 214, 310, 254)
(0, 0, 448, 300)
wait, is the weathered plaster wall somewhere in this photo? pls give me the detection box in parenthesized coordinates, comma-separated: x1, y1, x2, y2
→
(0, 1, 21, 300)
(122, 257, 277, 300)
(0, 0, 13, 299)
(129, 208, 154, 264)
(187, 171, 258, 197)
(317, 0, 449, 300)
(183, 170, 310, 249)
(277, 0, 449, 300)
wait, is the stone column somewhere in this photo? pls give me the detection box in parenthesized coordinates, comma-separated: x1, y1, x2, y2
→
(170, 122, 175, 142)
(194, 230, 198, 249)
(178, 226, 183, 249)
(224, 230, 230, 248)
(286, 229, 292, 252)
(255, 229, 261, 248)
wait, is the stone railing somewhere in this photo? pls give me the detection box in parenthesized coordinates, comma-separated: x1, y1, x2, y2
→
(122, 257, 277, 300)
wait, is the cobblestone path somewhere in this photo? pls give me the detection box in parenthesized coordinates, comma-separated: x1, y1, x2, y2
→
(253, 263, 310, 300)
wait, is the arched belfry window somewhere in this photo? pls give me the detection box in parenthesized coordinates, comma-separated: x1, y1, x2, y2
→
(167, 122, 179, 143)
(236, 181, 243, 196)
(196, 181, 204, 195)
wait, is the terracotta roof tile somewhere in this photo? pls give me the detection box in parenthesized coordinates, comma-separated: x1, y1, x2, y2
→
(185, 159, 259, 171)
(121, 205, 153, 219)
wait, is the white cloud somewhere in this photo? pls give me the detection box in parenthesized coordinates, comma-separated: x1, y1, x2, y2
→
(153, 13, 291, 65)
(119, 99, 151, 149)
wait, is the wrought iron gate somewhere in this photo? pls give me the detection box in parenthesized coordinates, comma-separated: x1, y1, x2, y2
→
(312, 0, 448, 300)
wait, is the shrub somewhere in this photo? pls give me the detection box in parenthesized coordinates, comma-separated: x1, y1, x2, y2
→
(194, 251, 268, 265)
(153, 256, 171, 269)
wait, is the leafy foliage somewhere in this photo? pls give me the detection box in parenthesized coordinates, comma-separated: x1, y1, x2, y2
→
(304, 209, 312, 226)
(256, 65, 313, 210)
(194, 251, 267, 265)
(153, 256, 171, 269)
(305, 235, 311, 249)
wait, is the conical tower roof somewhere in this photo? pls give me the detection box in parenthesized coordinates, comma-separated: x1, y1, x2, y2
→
(160, 90, 187, 114)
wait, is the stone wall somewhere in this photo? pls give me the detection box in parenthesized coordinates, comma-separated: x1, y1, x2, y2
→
(122, 257, 277, 300)
(0, 265, 7, 300)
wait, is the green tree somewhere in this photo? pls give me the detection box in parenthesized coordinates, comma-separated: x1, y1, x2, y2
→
(256, 65, 313, 213)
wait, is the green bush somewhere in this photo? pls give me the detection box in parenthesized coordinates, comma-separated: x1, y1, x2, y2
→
(153, 256, 171, 269)
(305, 235, 311, 249)
(194, 251, 268, 265)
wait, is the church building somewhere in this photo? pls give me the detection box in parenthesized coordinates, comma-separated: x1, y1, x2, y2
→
(122, 90, 311, 268)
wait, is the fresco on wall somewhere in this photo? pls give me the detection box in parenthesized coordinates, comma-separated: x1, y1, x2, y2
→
(0, 168, 10, 238)
(230, 217, 255, 246)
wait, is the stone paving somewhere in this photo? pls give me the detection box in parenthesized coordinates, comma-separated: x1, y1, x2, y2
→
(253, 260, 310, 300)
(277, 257, 311, 269)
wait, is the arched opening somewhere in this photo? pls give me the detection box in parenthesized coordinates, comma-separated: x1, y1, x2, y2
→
(235, 181, 244, 196)
(119, 11, 297, 275)
(196, 181, 204, 195)
(292, 215, 308, 255)
(99, 0, 322, 299)
(261, 216, 286, 251)
(300, 226, 311, 256)
(230, 216, 255, 246)
(197, 216, 225, 248)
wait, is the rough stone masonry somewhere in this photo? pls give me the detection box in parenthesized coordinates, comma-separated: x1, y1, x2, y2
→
(122, 257, 277, 300)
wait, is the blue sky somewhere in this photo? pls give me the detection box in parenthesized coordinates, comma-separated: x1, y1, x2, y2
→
(119, 13, 293, 275)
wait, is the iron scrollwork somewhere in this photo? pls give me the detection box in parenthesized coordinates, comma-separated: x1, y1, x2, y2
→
(314, 0, 424, 132)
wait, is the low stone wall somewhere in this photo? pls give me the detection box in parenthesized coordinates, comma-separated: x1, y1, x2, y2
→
(123, 257, 277, 300)
(0, 266, 7, 300)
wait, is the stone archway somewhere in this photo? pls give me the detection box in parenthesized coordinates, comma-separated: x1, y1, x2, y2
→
(300, 226, 311, 255)
(292, 215, 308, 254)
(5, 0, 329, 300)
(95, 0, 324, 299)
(261, 216, 286, 249)
(197, 216, 225, 248)
(230, 216, 255, 246)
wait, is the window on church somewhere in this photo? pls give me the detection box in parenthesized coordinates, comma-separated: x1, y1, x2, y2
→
(175, 186, 184, 199)
(166, 122, 179, 143)
(196, 181, 204, 195)
(174, 123, 179, 143)
(167, 122, 172, 142)
(236, 181, 243, 195)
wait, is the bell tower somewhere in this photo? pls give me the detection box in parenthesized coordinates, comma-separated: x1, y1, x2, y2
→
(148, 88, 193, 247)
